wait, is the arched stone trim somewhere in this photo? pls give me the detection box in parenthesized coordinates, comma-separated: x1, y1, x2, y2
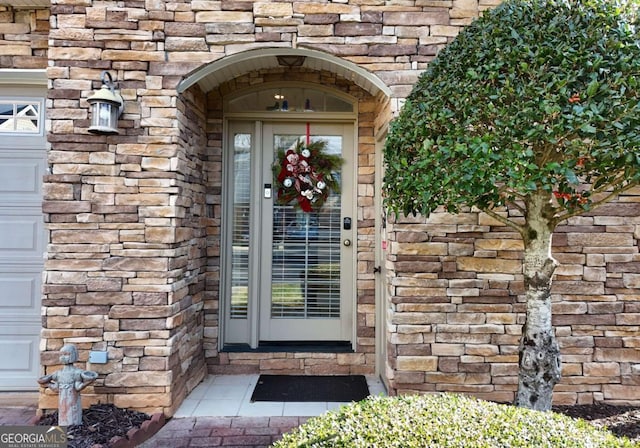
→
(178, 65, 385, 377)
(177, 47, 392, 99)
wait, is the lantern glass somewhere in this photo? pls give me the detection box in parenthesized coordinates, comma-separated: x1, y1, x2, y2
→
(87, 73, 123, 135)
(89, 100, 119, 134)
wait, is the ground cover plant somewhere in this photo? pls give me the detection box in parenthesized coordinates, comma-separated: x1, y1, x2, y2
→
(273, 394, 639, 448)
(383, 0, 640, 410)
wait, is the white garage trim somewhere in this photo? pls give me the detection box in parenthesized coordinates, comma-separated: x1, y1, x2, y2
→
(0, 69, 46, 86)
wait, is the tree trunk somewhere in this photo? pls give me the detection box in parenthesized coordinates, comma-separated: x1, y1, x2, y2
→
(514, 193, 561, 411)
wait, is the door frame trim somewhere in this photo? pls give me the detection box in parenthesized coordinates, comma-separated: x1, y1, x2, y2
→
(374, 123, 389, 380)
(220, 117, 358, 350)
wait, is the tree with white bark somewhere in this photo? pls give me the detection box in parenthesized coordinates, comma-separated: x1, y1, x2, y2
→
(383, 0, 639, 411)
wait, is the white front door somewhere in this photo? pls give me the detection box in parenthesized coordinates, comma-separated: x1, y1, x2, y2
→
(224, 121, 355, 346)
(0, 83, 46, 390)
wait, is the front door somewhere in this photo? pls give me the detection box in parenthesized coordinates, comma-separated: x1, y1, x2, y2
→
(224, 121, 355, 347)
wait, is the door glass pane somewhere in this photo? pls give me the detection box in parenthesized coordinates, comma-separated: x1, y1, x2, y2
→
(227, 88, 353, 113)
(231, 133, 251, 318)
(0, 103, 13, 115)
(271, 135, 342, 319)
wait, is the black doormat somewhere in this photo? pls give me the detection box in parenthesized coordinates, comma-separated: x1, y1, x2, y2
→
(250, 375, 370, 402)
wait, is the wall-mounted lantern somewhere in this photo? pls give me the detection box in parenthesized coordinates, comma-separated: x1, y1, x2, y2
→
(87, 71, 124, 135)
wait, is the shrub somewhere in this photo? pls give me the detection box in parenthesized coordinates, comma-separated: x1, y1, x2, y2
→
(383, 0, 640, 411)
(273, 394, 638, 447)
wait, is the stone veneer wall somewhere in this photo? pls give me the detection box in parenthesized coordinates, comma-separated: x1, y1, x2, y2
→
(385, 191, 640, 406)
(41, 49, 210, 416)
(41, 0, 476, 415)
(0, 6, 48, 69)
(4, 0, 636, 415)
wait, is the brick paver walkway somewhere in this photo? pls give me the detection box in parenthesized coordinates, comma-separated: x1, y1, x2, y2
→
(138, 415, 307, 447)
(0, 393, 38, 426)
(0, 406, 37, 426)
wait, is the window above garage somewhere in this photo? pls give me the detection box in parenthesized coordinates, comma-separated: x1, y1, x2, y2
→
(0, 100, 43, 134)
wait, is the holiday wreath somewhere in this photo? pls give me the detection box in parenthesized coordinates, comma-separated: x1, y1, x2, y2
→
(273, 139, 344, 212)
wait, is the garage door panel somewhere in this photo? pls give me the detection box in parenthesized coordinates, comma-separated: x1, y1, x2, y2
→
(0, 271, 40, 315)
(0, 152, 45, 202)
(0, 297, 41, 391)
(0, 211, 44, 256)
(0, 325, 40, 390)
(0, 217, 41, 251)
(0, 340, 37, 369)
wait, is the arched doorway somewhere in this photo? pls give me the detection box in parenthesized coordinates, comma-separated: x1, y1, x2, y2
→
(177, 48, 391, 377)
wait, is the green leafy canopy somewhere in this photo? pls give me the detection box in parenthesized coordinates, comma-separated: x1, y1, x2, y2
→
(384, 0, 640, 227)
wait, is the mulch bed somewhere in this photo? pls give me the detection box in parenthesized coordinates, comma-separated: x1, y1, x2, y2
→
(553, 404, 640, 441)
(37, 403, 164, 448)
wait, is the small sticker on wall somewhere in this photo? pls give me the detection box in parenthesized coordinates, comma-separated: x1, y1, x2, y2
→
(382, 240, 387, 250)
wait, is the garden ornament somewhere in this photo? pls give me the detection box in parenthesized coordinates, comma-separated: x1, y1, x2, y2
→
(38, 343, 99, 426)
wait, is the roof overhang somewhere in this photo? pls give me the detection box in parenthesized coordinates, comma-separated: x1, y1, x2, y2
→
(177, 47, 391, 98)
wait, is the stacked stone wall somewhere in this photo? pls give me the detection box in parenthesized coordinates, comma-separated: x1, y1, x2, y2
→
(41, 2, 215, 413)
(385, 189, 640, 405)
(0, 6, 48, 69)
(3, 0, 632, 415)
(41, 77, 210, 416)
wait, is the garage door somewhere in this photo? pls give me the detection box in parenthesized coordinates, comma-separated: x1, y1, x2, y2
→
(0, 76, 47, 390)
